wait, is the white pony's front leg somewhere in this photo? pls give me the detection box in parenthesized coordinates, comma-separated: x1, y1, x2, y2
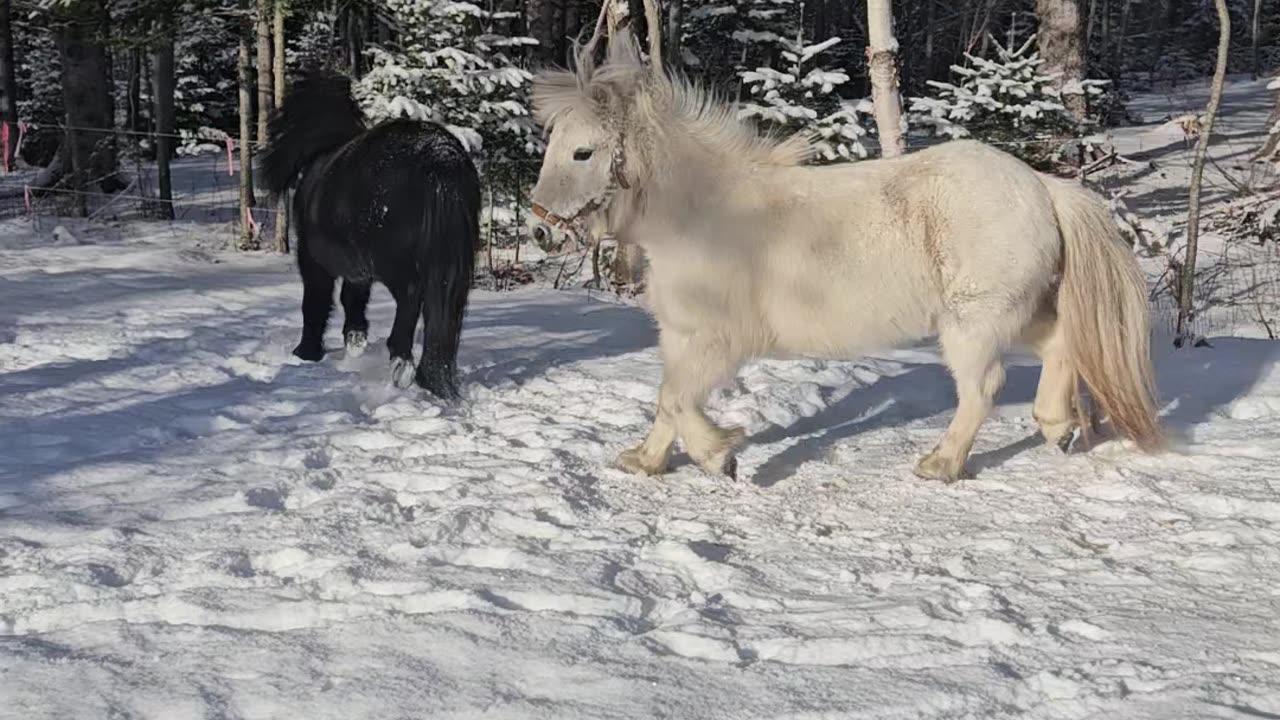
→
(615, 383, 678, 475)
(617, 329, 746, 478)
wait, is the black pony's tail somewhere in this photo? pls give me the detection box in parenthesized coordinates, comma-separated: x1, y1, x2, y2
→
(258, 70, 365, 198)
(416, 153, 481, 400)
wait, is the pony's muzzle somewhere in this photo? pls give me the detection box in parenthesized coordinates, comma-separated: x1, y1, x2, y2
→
(531, 222, 553, 250)
(528, 219, 578, 255)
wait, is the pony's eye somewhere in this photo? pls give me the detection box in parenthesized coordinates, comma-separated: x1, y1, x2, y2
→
(573, 147, 594, 161)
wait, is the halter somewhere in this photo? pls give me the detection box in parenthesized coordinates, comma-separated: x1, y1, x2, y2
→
(531, 139, 631, 251)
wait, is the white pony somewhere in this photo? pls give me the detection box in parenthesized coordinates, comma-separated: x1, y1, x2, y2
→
(528, 26, 1162, 483)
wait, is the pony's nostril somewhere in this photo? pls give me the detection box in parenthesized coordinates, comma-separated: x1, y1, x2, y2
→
(532, 225, 548, 245)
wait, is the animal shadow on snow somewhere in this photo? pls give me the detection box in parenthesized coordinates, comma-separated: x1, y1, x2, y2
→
(460, 294, 658, 386)
(747, 337, 1277, 488)
(748, 361, 1043, 488)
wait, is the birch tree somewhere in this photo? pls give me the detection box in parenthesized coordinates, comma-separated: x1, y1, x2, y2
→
(1260, 89, 1280, 165)
(867, 0, 905, 158)
(1035, 0, 1087, 121)
(1176, 0, 1231, 346)
(256, 0, 273, 145)
(238, 0, 257, 249)
(1252, 0, 1265, 80)
(272, 0, 288, 253)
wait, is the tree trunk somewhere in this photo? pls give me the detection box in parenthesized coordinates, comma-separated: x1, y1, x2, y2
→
(1151, 0, 1176, 77)
(257, 0, 274, 145)
(152, 9, 176, 220)
(127, 46, 143, 135)
(142, 32, 152, 133)
(1115, 0, 1131, 74)
(924, 0, 934, 80)
(867, 0, 906, 158)
(1037, 0, 1088, 121)
(343, 6, 363, 76)
(1251, 0, 1263, 80)
(526, 0, 553, 65)
(666, 0, 683, 71)
(273, 0, 289, 253)
(1176, 0, 1230, 346)
(0, 0, 19, 166)
(1259, 91, 1280, 163)
(1085, 0, 1097, 51)
(97, 0, 115, 147)
(238, 0, 258, 249)
(1101, 0, 1111, 60)
(603, 0, 644, 291)
(55, 0, 118, 213)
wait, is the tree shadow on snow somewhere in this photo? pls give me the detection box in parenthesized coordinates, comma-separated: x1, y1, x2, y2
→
(1153, 337, 1280, 435)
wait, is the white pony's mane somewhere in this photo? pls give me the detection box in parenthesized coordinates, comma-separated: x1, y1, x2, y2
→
(531, 36, 816, 169)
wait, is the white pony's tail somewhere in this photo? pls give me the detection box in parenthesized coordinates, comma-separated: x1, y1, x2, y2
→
(1042, 177, 1164, 452)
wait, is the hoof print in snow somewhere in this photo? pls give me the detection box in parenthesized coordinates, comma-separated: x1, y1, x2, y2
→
(87, 563, 130, 588)
(227, 554, 257, 578)
(688, 540, 733, 564)
(245, 487, 287, 512)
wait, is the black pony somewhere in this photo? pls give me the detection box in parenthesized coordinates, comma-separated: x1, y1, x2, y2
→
(259, 70, 479, 399)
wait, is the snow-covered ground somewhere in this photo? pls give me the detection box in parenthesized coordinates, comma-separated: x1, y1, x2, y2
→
(1091, 75, 1280, 338)
(2, 79, 1280, 719)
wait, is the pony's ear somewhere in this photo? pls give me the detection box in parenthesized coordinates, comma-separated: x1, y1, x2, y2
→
(530, 69, 583, 127)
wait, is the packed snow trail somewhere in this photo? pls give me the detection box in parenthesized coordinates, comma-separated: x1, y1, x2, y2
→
(1, 227, 1279, 719)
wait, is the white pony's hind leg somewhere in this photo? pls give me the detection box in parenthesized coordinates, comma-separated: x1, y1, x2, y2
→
(1023, 311, 1078, 450)
(916, 324, 1008, 482)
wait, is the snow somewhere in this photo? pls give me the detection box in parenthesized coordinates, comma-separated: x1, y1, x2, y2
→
(1089, 75, 1280, 339)
(2, 80, 1280, 719)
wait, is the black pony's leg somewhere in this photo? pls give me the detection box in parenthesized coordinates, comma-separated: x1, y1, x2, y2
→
(386, 283, 423, 388)
(339, 280, 372, 356)
(293, 250, 335, 362)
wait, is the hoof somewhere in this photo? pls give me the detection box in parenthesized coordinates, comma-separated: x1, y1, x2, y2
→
(390, 357, 416, 389)
(1055, 427, 1079, 454)
(913, 450, 970, 484)
(414, 368, 460, 401)
(615, 446, 667, 476)
(695, 451, 738, 480)
(293, 343, 324, 362)
(344, 330, 368, 357)
(722, 453, 738, 481)
(1038, 417, 1078, 454)
(696, 427, 745, 480)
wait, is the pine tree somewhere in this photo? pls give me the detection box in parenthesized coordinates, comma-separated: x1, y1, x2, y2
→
(355, 0, 539, 172)
(738, 35, 870, 161)
(908, 35, 1106, 165)
(175, 0, 239, 137)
